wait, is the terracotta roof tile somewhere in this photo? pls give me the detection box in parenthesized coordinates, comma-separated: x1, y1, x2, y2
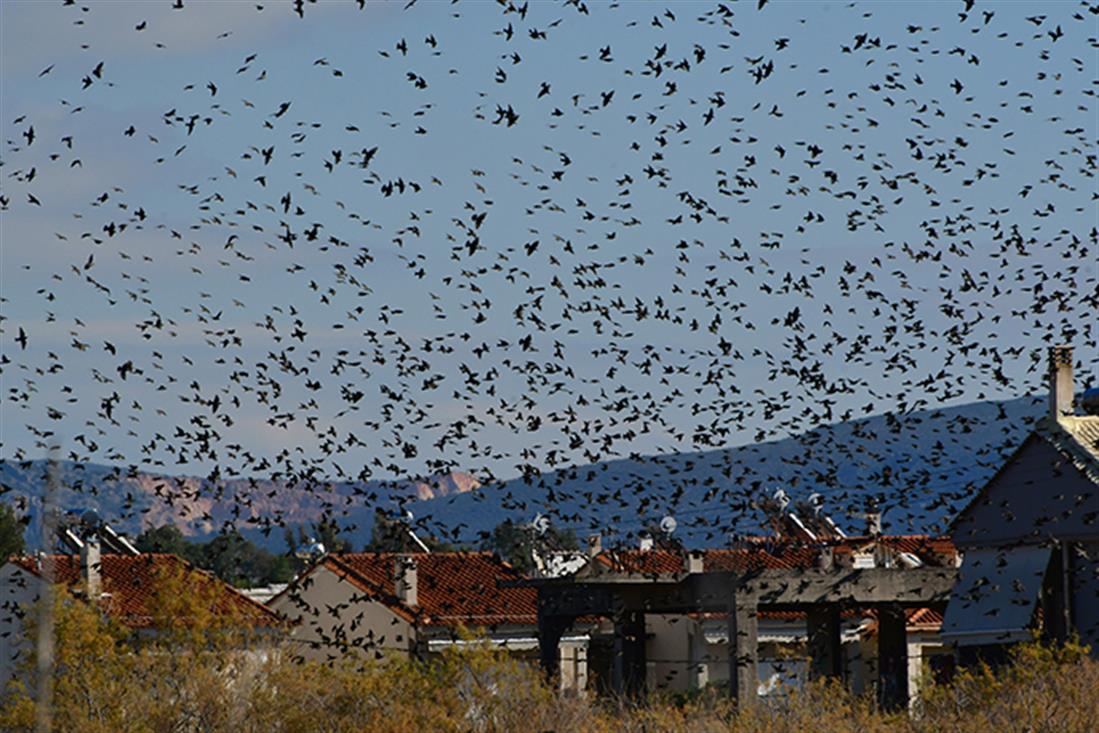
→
(591, 535, 957, 576)
(329, 552, 538, 628)
(860, 605, 945, 633)
(705, 546, 821, 572)
(594, 549, 685, 575)
(11, 553, 283, 629)
(693, 607, 942, 630)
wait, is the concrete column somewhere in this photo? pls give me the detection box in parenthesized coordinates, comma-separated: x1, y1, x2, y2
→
(612, 610, 646, 698)
(537, 609, 570, 682)
(877, 604, 908, 711)
(727, 593, 758, 707)
(807, 605, 843, 679)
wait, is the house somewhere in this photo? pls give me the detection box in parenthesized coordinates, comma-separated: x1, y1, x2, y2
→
(944, 345, 1099, 661)
(268, 551, 592, 680)
(0, 550, 284, 687)
(564, 535, 957, 701)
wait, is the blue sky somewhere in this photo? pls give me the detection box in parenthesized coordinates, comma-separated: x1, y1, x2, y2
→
(1, 0, 1096, 488)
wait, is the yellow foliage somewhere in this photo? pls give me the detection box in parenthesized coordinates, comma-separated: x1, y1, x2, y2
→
(0, 588, 147, 733)
(914, 639, 1097, 733)
(3, 593, 1098, 733)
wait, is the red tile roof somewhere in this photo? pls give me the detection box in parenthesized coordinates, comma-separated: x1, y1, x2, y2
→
(594, 549, 686, 575)
(906, 606, 945, 628)
(11, 553, 283, 629)
(694, 606, 944, 631)
(319, 552, 538, 628)
(592, 535, 957, 576)
(277, 540, 956, 633)
(860, 605, 945, 634)
(705, 546, 822, 572)
(845, 535, 958, 559)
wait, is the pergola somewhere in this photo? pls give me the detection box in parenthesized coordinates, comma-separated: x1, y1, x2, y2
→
(523, 563, 958, 709)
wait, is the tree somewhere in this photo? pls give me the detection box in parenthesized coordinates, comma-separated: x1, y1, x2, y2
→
(312, 519, 353, 554)
(136, 524, 293, 587)
(363, 510, 422, 552)
(284, 520, 353, 559)
(0, 571, 265, 732)
(135, 524, 197, 562)
(195, 530, 294, 587)
(483, 518, 578, 574)
(0, 502, 26, 559)
(362, 510, 462, 553)
(0, 586, 142, 732)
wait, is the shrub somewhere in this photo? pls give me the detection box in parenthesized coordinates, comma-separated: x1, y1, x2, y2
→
(4, 600, 1099, 733)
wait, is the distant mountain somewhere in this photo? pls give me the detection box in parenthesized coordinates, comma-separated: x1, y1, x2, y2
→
(0, 460, 479, 552)
(410, 394, 1047, 546)
(1, 395, 1046, 552)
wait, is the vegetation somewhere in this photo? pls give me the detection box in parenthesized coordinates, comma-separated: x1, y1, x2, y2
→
(135, 524, 297, 587)
(283, 520, 353, 556)
(2, 586, 1096, 733)
(482, 517, 579, 573)
(363, 509, 464, 553)
(0, 503, 26, 559)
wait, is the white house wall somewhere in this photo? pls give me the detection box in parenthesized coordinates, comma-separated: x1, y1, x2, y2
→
(269, 565, 415, 663)
(645, 614, 694, 692)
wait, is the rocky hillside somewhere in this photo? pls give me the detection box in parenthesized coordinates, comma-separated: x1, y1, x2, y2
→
(411, 394, 1047, 546)
(2, 395, 1047, 551)
(0, 460, 479, 551)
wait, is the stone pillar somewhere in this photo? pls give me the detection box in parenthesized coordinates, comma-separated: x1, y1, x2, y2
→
(727, 593, 759, 707)
(877, 604, 908, 711)
(612, 610, 646, 698)
(807, 605, 843, 679)
(537, 605, 570, 683)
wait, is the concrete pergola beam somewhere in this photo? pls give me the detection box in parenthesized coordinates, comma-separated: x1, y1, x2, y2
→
(525, 567, 956, 616)
(526, 566, 957, 704)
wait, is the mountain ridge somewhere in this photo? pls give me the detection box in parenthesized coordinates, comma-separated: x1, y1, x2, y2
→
(1, 394, 1046, 551)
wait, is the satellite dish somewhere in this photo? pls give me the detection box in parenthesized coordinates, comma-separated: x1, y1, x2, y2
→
(659, 515, 677, 535)
(295, 537, 326, 561)
(79, 508, 102, 533)
(532, 513, 551, 536)
(808, 493, 824, 514)
(773, 489, 790, 511)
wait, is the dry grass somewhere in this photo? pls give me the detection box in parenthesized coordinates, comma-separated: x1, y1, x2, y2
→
(2, 595, 1097, 733)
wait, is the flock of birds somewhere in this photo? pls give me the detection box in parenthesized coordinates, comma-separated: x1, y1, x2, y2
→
(1, 0, 1097, 550)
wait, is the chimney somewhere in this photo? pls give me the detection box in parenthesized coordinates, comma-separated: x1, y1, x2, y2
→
(393, 555, 418, 607)
(81, 536, 101, 599)
(1050, 345, 1074, 420)
(638, 534, 654, 552)
(587, 534, 602, 558)
(687, 550, 704, 574)
(865, 511, 882, 537)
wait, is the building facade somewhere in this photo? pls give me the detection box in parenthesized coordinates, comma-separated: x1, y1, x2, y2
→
(945, 345, 1099, 659)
